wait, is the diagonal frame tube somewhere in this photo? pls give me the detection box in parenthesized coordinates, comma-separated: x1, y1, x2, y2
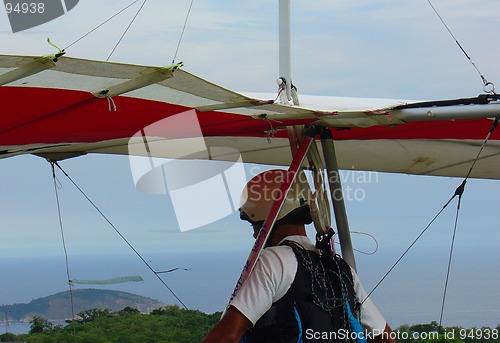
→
(228, 135, 314, 304)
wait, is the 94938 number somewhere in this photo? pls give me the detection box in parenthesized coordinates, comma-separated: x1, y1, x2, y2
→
(459, 328, 499, 340)
(5, 2, 45, 14)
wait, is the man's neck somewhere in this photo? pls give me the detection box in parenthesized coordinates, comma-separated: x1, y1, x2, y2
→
(271, 224, 306, 246)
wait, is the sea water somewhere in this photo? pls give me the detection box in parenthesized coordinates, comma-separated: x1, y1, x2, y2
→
(2, 321, 31, 335)
(0, 247, 498, 335)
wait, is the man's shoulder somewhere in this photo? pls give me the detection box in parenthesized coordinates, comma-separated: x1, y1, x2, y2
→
(278, 235, 316, 250)
(262, 235, 310, 256)
(260, 244, 295, 264)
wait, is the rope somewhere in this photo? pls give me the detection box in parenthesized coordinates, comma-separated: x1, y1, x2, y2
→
(64, 0, 140, 50)
(334, 231, 379, 256)
(172, 0, 195, 64)
(105, 94, 117, 112)
(274, 84, 285, 103)
(107, 0, 149, 61)
(426, 0, 496, 94)
(50, 162, 77, 343)
(51, 161, 189, 310)
(286, 241, 354, 330)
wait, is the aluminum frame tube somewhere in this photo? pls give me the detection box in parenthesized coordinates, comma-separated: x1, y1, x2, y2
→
(279, 0, 292, 101)
(321, 130, 357, 271)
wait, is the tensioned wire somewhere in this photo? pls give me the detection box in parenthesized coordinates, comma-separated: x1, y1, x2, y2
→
(426, 0, 496, 93)
(106, 0, 149, 62)
(63, 0, 195, 64)
(50, 162, 77, 343)
(49, 160, 188, 310)
(64, 0, 141, 51)
(172, 0, 194, 64)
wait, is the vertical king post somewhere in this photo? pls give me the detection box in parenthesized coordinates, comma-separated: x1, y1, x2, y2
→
(278, 0, 357, 270)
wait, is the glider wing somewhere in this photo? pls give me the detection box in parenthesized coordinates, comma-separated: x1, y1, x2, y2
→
(1, 54, 499, 179)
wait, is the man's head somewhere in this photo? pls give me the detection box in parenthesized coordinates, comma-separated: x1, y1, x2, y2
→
(239, 169, 313, 239)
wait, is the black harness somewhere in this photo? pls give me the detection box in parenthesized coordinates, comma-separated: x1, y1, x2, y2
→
(243, 241, 361, 343)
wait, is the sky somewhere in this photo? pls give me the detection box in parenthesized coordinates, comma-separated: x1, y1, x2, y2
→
(1, 0, 499, 328)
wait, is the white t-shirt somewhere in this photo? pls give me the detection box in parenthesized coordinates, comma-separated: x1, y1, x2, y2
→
(229, 235, 387, 333)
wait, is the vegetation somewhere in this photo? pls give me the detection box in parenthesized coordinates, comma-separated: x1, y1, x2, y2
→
(1, 305, 221, 343)
(29, 316, 54, 334)
(1, 312, 498, 343)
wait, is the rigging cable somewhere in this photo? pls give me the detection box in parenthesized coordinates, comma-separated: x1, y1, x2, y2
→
(438, 115, 499, 328)
(463, 117, 499, 181)
(360, 196, 453, 305)
(422, 4, 500, 321)
(107, 0, 149, 61)
(438, 192, 462, 330)
(50, 162, 77, 343)
(426, 0, 496, 94)
(51, 161, 189, 310)
(172, 0, 195, 64)
(362, 116, 500, 311)
(64, 0, 141, 51)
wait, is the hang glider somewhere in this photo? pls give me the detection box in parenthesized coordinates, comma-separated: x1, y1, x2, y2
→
(1, 54, 500, 179)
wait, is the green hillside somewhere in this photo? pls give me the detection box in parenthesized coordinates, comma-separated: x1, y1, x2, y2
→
(1, 305, 222, 343)
(0, 289, 166, 321)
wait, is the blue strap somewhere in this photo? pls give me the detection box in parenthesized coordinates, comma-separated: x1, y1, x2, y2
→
(293, 301, 303, 343)
(345, 300, 367, 343)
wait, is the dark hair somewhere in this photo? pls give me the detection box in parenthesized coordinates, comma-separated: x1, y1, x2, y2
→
(275, 205, 312, 227)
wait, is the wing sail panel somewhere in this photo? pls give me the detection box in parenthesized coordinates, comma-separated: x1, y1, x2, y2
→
(1, 54, 499, 179)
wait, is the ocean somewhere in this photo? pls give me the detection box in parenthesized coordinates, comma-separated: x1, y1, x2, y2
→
(2, 321, 30, 335)
(0, 246, 498, 335)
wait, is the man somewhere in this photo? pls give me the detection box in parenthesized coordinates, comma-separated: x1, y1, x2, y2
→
(203, 169, 395, 343)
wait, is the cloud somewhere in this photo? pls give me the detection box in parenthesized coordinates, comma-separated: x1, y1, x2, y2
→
(1, 0, 498, 99)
